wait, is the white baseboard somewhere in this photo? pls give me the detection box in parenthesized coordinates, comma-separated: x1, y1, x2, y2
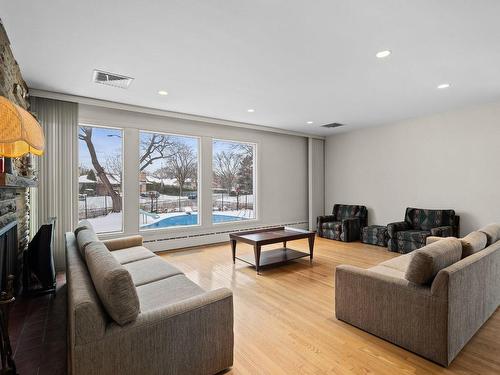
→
(143, 221, 308, 252)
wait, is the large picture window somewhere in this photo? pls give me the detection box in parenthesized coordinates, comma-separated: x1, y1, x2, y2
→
(78, 125, 123, 233)
(139, 132, 199, 229)
(212, 140, 256, 223)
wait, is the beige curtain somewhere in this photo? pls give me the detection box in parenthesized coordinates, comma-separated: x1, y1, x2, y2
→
(30, 97, 77, 270)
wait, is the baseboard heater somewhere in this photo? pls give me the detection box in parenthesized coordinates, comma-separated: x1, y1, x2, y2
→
(143, 221, 308, 252)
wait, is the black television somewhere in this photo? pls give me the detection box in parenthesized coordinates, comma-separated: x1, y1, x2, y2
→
(23, 217, 56, 295)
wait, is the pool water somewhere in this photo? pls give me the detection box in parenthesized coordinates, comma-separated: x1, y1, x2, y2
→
(141, 213, 246, 229)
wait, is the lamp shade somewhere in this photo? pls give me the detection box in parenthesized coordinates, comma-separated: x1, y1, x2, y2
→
(0, 96, 45, 157)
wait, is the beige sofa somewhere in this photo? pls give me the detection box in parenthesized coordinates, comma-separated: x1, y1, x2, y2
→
(335, 223, 500, 366)
(65, 221, 234, 375)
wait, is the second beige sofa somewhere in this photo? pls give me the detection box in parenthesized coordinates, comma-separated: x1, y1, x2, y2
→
(335, 223, 500, 366)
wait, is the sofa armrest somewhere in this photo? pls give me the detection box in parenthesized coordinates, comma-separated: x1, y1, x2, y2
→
(102, 235, 143, 251)
(335, 265, 449, 365)
(341, 218, 361, 242)
(75, 288, 234, 374)
(387, 221, 409, 238)
(430, 225, 454, 237)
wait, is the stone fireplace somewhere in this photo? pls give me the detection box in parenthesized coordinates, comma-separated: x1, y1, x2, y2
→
(0, 19, 32, 292)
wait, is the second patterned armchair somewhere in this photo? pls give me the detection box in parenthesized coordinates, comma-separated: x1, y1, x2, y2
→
(317, 204, 368, 242)
(387, 207, 460, 253)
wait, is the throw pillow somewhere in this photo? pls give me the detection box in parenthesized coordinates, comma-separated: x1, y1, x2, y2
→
(405, 238, 462, 285)
(85, 241, 140, 326)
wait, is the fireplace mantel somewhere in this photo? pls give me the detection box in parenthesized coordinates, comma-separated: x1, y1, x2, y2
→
(0, 173, 37, 188)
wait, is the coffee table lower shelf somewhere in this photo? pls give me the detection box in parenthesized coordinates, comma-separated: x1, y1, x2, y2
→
(235, 248, 310, 269)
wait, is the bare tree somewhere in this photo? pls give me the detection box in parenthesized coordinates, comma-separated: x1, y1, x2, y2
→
(105, 154, 122, 185)
(78, 127, 122, 212)
(230, 143, 253, 156)
(151, 163, 170, 188)
(140, 134, 177, 171)
(213, 151, 242, 192)
(166, 142, 197, 210)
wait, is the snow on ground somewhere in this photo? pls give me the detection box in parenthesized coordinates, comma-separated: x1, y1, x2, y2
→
(80, 194, 254, 210)
(79, 195, 114, 209)
(80, 195, 190, 209)
(139, 194, 189, 203)
(85, 209, 255, 232)
(86, 212, 123, 233)
(212, 194, 254, 203)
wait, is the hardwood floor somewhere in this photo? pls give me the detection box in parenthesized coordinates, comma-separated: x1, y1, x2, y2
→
(159, 236, 500, 375)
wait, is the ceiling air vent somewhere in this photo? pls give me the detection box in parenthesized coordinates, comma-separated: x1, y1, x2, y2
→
(92, 69, 134, 89)
(321, 122, 345, 129)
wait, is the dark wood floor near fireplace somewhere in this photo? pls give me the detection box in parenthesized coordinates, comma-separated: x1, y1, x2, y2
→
(9, 273, 66, 375)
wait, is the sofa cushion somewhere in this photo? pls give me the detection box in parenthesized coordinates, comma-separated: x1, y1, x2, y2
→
(460, 231, 487, 258)
(478, 223, 500, 246)
(76, 229, 98, 258)
(396, 230, 430, 244)
(404, 238, 462, 285)
(111, 246, 156, 265)
(368, 265, 408, 280)
(378, 253, 413, 272)
(136, 274, 205, 312)
(405, 208, 455, 231)
(124, 256, 183, 286)
(85, 241, 140, 325)
(335, 205, 358, 221)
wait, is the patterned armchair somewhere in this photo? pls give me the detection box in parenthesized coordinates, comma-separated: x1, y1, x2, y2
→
(317, 204, 368, 242)
(387, 207, 460, 253)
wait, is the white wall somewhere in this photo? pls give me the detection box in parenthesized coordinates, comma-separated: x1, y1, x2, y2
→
(325, 100, 500, 236)
(79, 104, 309, 250)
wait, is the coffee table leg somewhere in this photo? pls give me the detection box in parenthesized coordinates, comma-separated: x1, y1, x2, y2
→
(230, 239, 237, 264)
(254, 244, 261, 274)
(283, 241, 287, 249)
(308, 235, 315, 262)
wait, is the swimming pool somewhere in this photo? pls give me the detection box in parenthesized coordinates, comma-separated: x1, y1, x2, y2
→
(140, 213, 246, 229)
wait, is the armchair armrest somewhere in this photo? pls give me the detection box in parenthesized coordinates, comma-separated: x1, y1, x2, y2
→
(102, 235, 143, 251)
(341, 217, 361, 242)
(430, 225, 454, 237)
(317, 215, 336, 225)
(387, 221, 410, 238)
(317, 215, 337, 235)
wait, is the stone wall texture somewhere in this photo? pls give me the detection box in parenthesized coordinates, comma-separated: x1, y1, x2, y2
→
(0, 18, 31, 286)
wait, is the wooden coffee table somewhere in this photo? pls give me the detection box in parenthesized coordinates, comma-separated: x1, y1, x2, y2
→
(229, 227, 315, 274)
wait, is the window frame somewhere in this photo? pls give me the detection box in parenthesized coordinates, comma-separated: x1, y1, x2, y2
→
(76, 123, 125, 234)
(138, 129, 202, 232)
(211, 138, 258, 225)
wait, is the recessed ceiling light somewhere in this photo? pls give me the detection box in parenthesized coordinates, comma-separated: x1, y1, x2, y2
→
(307, 121, 314, 124)
(437, 83, 451, 89)
(247, 109, 255, 113)
(158, 90, 168, 96)
(376, 50, 392, 59)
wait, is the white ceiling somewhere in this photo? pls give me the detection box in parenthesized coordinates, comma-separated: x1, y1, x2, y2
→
(2, 1, 500, 136)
